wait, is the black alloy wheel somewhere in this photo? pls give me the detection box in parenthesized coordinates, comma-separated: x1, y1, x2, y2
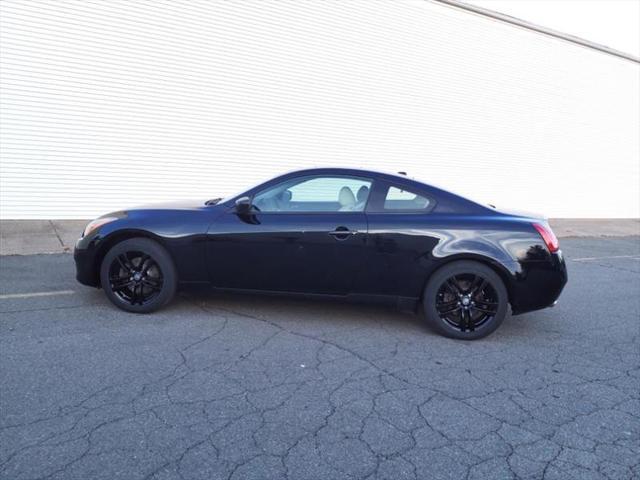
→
(423, 261, 508, 339)
(108, 251, 163, 306)
(100, 238, 177, 313)
(436, 273, 498, 332)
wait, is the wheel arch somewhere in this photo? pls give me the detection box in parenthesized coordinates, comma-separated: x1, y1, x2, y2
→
(93, 229, 172, 286)
(421, 253, 517, 307)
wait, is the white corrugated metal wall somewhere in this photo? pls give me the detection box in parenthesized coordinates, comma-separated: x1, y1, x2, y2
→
(1, 0, 638, 219)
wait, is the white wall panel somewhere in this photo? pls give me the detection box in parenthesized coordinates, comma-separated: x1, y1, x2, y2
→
(1, 0, 638, 219)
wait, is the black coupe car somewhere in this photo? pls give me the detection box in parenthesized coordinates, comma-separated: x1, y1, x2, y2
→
(75, 167, 567, 339)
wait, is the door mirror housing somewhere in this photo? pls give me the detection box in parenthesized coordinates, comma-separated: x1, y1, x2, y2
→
(235, 196, 252, 214)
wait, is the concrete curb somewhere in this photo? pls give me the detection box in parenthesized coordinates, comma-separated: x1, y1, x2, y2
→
(549, 218, 640, 239)
(1, 220, 86, 256)
(1, 219, 638, 256)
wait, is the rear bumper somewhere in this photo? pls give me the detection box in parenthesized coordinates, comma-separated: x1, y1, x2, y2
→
(510, 250, 567, 315)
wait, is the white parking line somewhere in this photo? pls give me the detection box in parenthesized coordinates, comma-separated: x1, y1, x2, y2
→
(0, 290, 75, 300)
(572, 255, 640, 262)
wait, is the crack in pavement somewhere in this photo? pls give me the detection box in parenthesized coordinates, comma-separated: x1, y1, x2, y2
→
(1, 238, 639, 480)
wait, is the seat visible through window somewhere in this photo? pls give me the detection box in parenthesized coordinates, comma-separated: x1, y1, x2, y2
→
(338, 186, 356, 211)
(252, 175, 372, 212)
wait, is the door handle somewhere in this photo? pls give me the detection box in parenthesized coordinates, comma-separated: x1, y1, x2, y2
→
(328, 226, 358, 240)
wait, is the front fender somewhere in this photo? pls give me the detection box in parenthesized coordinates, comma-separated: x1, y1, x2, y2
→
(75, 209, 212, 285)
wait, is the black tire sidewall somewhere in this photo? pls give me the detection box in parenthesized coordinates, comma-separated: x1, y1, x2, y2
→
(423, 260, 508, 340)
(100, 238, 177, 313)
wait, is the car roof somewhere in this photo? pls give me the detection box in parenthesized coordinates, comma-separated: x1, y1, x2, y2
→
(228, 166, 495, 216)
(281, 167, 467, 198)
(281, 167, 417, 183)
(280, 167, 499, 215)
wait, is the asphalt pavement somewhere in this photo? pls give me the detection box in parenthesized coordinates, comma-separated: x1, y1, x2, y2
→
(0, 237, 639, 480)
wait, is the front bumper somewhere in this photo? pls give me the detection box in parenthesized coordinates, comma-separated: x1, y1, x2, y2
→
(74, 238, 100, 287)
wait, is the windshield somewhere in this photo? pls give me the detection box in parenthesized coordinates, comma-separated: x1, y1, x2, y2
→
(213, 174, 277, 205)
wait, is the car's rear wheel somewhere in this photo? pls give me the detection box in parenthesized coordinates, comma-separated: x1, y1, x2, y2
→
(423, 260, 508, 340)
(100, 238, 176, 313)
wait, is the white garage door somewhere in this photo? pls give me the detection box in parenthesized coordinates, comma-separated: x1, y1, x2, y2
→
(1, 0, 638, 219)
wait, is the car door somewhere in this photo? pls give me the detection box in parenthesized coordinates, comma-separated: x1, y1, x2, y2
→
(354, 180, 439, 298)
(206, 174, 372, 295)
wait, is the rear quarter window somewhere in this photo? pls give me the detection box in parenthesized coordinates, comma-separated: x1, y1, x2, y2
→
(384, 186, 431, 210)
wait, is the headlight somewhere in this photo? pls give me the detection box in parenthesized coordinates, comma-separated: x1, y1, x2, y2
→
(83, 217, 118, 237)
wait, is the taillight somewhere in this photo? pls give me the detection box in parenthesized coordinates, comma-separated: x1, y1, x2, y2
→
(533, 223, 559, 253)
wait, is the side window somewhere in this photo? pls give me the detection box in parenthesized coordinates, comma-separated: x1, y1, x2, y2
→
(253, 176, 372, 213)
(383, 186, 431, 211)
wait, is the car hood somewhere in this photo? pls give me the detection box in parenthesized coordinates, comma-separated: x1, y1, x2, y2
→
(130, 199, 211, 211)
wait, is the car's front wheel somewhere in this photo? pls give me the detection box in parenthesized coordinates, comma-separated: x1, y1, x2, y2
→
(423, 260, 508, 340)
(100, 237, 177, 313)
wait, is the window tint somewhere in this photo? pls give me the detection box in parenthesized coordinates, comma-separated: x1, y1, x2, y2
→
(383, 186, 430, 211)
(253, 176, 372, 212)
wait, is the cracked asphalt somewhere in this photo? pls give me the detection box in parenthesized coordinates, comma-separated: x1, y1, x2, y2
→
(1, 237, 639, 480)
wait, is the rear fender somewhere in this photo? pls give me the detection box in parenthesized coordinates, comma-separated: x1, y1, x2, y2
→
(418, 233, 527, 307)
(430, 229, 541, 264)
(421, 252, 519, 304)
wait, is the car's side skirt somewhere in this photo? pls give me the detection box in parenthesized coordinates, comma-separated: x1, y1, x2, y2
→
(179, 283, 419, 312)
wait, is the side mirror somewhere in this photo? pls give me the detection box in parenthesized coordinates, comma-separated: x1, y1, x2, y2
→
(235, 196, 252, 214)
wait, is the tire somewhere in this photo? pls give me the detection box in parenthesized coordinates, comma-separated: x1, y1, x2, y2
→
(423, 260, 508, 340)
(100, 237, 177, 313)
